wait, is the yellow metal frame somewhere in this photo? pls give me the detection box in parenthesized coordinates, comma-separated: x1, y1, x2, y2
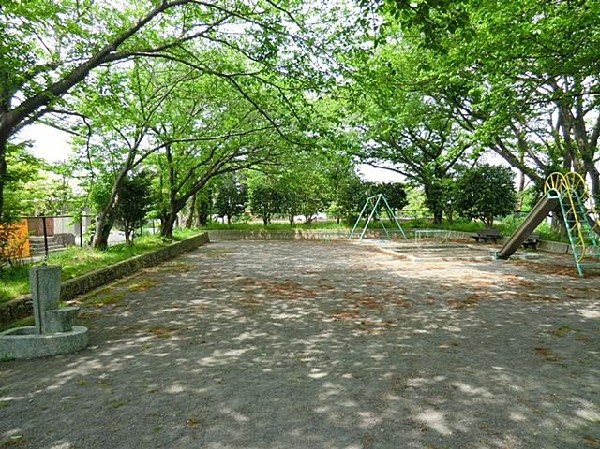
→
(544, 172, 600, 274)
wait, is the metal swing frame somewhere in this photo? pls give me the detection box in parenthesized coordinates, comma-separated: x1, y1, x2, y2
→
(349, 194, 407, 241)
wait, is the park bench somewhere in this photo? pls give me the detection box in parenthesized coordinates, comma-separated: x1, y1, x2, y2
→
(522, 233, 540, 250)
(471, 228, 502, 243)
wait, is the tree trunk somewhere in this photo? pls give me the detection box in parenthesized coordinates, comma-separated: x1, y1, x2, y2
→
(93, 212, 113, 251)
(0, 135, 8, 221)
(160, 212, 177, 239)
(124, 228, 133, 246)
(433, 210, 443, 225)
(585, 161, 600, 210)
(184, 194, 196, 229)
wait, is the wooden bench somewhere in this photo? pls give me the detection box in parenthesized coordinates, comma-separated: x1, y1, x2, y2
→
(471, 228, 502, 243)
(522, 233, 540, 250)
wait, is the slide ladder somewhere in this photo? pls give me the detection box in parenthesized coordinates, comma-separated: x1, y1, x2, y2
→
(498, 172, 600, 276)
(545, 172, 600, 276)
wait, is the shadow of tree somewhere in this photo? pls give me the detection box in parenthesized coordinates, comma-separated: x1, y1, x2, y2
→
(1, 240, 598, 449)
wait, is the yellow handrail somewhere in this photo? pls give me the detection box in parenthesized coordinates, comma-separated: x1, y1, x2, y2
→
(544, 172, 589, 261)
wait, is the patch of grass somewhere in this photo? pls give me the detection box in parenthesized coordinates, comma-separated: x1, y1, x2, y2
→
(0, 232, 200, 305)
(88, 291, 126, 307)
(199, 221, 348, 231)
(127, 279, 160, 292)
(0, 265, 30, 302)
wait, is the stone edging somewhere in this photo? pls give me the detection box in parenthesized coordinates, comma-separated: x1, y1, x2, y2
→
(0, 233, 209, 326)
(207, 229, 572, 253)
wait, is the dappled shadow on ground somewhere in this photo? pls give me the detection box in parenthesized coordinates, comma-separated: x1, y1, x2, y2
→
(1, 240, 599, 449)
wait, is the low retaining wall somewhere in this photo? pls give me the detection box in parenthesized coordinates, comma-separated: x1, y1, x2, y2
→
(0, 233, 209, 326)
(208, 229, 573, 253)
(206, 229, 408, 241)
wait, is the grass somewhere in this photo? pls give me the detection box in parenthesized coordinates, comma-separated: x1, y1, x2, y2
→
(0, 231, 197, 305)
(198, 221, 348, 231)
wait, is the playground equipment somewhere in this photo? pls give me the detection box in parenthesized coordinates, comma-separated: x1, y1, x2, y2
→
(497, 172, 600, 276)
(349, 194, 407, 241)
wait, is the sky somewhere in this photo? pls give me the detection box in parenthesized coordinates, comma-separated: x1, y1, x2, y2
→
(20, 124, 72, 163)
(20, 123, 404, 182)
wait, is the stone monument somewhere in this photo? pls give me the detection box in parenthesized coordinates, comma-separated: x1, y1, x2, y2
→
(0, 265, 88, 360)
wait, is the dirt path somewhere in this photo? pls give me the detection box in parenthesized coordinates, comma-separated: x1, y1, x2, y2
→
(1, 240, 599, 449)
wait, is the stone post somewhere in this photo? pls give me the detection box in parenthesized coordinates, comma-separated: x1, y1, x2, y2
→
(30, 265, 61, 334)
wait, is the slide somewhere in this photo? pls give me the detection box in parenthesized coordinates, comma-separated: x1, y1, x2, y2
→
(496, 196, 559, 259)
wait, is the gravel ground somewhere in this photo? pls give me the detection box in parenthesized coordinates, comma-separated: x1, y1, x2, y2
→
(1, 239, 599, 449)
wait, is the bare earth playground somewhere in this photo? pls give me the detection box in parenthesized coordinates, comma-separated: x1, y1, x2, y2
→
(1, 237, 599, 449)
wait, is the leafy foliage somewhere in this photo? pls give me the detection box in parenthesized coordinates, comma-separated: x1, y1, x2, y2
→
(215, 176, 247, 225)
(248, 176, 284, 226)
(113, 172, 153, 245)
(454, 165, 517, 227)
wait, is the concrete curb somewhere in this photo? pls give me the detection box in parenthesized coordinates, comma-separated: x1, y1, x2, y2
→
(0, 233, 209, 326)
(207, 229, 572, 254)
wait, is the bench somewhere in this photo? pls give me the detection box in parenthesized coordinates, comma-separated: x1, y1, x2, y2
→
(522, 233, 540, 250)
(471, 228, 502, 243)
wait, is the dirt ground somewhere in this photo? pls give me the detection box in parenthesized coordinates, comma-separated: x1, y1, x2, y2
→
(1, 239, 599, 449)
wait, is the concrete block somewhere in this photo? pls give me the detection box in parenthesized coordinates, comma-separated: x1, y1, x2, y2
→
(0, 326, 89, 360)
(29, 265, 61, 334)
(44, 307, 80, 333)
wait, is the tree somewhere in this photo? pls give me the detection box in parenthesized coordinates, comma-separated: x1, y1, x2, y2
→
(21, 160, 78, 216)
(1, 0, 351, 222)
(1, 143, 42, 221)
(247, 175, 284, 226)
(113, 172, 153, 245)
(0, 0, 212, 220)
(371, 182, 408, 212)
(215, 176, 247, 225)
(336, 175, 371, 224)
(349, 42, 475, 224)
(454, 165, 517, 227)
(149, 64, 298, 238)
(72, 63, 170, 249)
(365, 0, 600, 207)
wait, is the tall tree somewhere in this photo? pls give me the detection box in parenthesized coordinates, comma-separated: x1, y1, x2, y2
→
(365, 0, 600, 205)
(1, 0, 350, 221)
(215, 175, 247, 225)
(351, 47, 474, 223)
(113, 172, 153, 245)
(0, 0, 209, 220)
(454, 164, 517, 227)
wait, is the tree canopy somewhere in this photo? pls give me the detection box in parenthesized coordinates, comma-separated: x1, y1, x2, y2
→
(3, 0, 599, 236)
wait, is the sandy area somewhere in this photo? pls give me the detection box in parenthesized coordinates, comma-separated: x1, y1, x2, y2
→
(1, 239, 599, 449)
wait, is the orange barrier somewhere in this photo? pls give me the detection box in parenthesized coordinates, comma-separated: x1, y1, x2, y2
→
(0, 219, 30, 260)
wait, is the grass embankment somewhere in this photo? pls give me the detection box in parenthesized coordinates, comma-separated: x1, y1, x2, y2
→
(0, 230, 199, 305)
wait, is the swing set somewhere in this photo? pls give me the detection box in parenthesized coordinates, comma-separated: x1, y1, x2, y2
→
(349, 194, 407, 241)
